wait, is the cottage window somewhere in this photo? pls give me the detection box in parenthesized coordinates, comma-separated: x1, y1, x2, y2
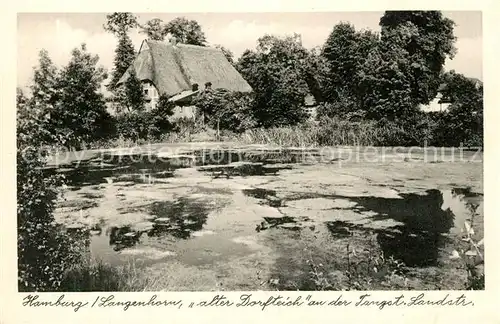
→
(144, 89, 148, 95)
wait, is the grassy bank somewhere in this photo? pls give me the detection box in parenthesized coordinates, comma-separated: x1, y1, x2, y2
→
(60, 257, 161, 292)
(83, 115, 481, 150)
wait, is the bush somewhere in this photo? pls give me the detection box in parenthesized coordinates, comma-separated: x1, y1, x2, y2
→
(193, 89, 257, 133)
(17, 95, 84, 291)
(115, 94, 175, 141)
(430, 110, 483, 148)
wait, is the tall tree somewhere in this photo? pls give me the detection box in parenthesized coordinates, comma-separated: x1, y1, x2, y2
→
(357, 34, 415, 121)
(30, 49, 59, 108)
(236, 34, 311, 127)
(103, 12, 138, 36)
(139, 18, 167, 41)
(321, 23, 379, 109)
(123, 69, 145, 112)
(27, 50, 61, 144)
(139, 17, 207, 46)
(108, 34, 136, 91)
(53, 44, 113, 148)
(164, 17, 207, 46)
(379, 11, 457, 105)
(104, 12, 138, 90)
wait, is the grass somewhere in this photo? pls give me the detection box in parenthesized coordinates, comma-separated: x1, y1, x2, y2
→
(301, 234, 409, 291)
(237, 118, 395, 147)
(60, 257, 161, 292)
(239, 125, 319, 147)
(75, 114, 480, 150)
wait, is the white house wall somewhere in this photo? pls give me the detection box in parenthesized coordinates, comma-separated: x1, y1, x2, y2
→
(420, 97, 451, 112)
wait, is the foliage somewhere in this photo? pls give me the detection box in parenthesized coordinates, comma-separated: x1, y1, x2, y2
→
(115, 111, 149, 140)
(17, 87, 83, 291)
(302, 47, 329, 104)
(103, 12, 137, 36)
(316, 116, 381, 146)
(320, 11, 457, 123)
(321, 23, 380, 107)
(431, 71, 483, 147)
(50, 44, 114, 149)
(30, 49, 59, 109)
(104, 12, 138, 105)
(238, 114, 440, 147)
(139, 18, 166, 41)
(300, 236, 409, 291)
(122, 69, 145, 112)
(107, 33, 136, 91)
(164, 17, 207, 46)
(193, 89, 257, 133)
(357, 31, 417, 121)
(240, 125, 319, 147)
(447, 200, 484, 290)
(139, 17, 207, 46)
(27, 50, 61, 144)
(236, 34, 312, 127)
(379, 11, 456, 105)
(149, 94, 176, 136)
(115, 94, 174, 140)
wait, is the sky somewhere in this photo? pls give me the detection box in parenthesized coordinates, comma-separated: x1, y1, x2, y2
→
(17, 11, 482, 91)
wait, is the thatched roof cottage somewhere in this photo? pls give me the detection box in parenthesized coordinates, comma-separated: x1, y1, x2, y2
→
(116, 39, 252, 118)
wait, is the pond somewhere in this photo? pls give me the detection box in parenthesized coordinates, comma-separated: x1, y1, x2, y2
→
(53, 147, 483, 290)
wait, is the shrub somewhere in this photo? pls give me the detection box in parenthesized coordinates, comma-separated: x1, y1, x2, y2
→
(115, 94, 175, 140)
(17, 94, 84, 291)
(193, 89, 257, 133)
(430, 109, 483, 148)
(115, 111, 150, 140)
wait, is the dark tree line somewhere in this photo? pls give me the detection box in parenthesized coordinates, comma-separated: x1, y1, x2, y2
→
(21, 10, 482, 149)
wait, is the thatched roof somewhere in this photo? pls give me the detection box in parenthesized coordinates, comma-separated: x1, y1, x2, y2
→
(117, 40, 252, 97)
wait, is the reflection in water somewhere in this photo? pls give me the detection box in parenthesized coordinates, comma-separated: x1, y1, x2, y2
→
(87, 197, 211, 253)
(324, 188, 483, 267)
(147, 198, 209, 239)
(107, 226, 141, 251)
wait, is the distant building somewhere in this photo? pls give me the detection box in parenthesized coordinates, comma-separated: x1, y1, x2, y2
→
(420, 77, 483, 112)
(420, 83, 452, 112)
(115, 38, 252, 119)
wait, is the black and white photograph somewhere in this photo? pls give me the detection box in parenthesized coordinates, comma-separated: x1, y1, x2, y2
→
(15, 11, 484, 293)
